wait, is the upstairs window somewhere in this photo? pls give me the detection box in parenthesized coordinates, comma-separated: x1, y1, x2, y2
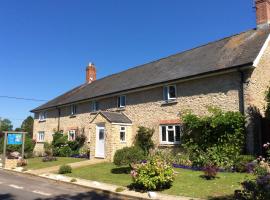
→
(68, 130, 76, 141)
(70, 105, 77, 116)
(37, 131, 45, 142)
(39, 111, 47, 121)
(160, 125, 181, 145)
(90, 101, 99, 112)
(163, 85, 177, 101)
(120, 126, 126, 142)
(117, 95, 126, 108)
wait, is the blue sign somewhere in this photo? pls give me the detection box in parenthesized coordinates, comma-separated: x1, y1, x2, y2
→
(7, 133, 22, 145)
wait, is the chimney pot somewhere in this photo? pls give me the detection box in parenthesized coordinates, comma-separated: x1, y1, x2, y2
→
(86, 62, 96, 83)
(255, 0, 270, 28)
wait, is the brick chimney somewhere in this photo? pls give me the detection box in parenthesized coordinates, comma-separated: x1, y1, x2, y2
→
(86, 62, 96, 83)
(256, 0, 270, 28)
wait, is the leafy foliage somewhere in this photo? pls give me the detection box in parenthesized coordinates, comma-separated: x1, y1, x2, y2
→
(20, 116, 34, 138)
(135, 126, 154, 155)
(131, 157, 174, 191)
(182, 108, 246, 168)
(234, 155, 256, 173)
(113, 146, 146, 166)
(42, 156, 57, 162)
(51, 131, 86, 157)
(58, 164, 72, 174)
(0, 118, 13, 131)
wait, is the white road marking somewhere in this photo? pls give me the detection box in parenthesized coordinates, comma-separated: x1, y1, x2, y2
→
(8, 184, 24, 189)
(32, 190, 52, 196)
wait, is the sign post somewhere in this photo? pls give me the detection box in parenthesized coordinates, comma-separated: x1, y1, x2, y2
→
(2, 131, 27, 168)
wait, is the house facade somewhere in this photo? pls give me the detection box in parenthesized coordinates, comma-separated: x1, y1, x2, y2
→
(32, 0, 270, 160)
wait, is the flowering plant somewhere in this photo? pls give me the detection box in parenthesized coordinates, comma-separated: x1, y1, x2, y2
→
(131, 157, 174, 191)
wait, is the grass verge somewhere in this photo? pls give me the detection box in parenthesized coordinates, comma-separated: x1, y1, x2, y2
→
(26, 157, 86, 170)
(67, 162, 254, 199)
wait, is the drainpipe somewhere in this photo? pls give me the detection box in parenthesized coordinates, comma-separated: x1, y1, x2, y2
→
(238, 70, 245, 115)
(57, 108, 61, 131)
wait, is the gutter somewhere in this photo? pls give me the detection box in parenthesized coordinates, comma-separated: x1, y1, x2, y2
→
(31, 62, 253, 113)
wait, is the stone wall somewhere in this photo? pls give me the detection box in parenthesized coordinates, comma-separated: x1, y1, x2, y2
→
(244, 36, 270, 154)
(33, 70, 242, 157)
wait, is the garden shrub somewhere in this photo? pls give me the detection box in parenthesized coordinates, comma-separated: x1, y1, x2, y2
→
(42, 156, 57, 162)
(203, 164, 218, 180)
(58, 165, 72, 174)
(113, 146, 146, 166)
(51, 131, 86, 157)
(234, 155, 256, 173)
(44, 142, 53, 156)
(58, 146, 72, 157)
(17, 158, 27, 167)
(182, 107, 246, 168)
(131, 157, 174, 191)
(135, 126, 154, 155)
(235, 174, 270, 200)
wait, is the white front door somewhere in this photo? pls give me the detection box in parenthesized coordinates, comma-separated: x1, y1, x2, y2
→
(95, 125, 105, 158)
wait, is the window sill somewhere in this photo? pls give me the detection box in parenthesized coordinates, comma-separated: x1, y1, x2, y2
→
(90, 111, 98, 115)
(116, 107, 126, 111)
(161, 100, 177, 106)
(120, 141, 126, 144)
(38, 120, 46, 123)
(159, 143, 180, 146)
(69, 115, 76, 118)
(36, 141, 45, 143)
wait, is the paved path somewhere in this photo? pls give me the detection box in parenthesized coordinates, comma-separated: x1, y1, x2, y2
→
(0, 169, 136, 200)
(28, 159, 105, 175)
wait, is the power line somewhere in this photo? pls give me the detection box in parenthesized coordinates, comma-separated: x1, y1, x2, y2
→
(0, 95, 47, 102)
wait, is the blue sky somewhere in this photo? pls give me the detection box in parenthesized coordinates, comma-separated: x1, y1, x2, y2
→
(0, 0, 255, 128)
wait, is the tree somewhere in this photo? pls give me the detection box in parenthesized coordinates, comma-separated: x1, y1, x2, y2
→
(0, 118, 13, 132)
(21, 116, 34, 137)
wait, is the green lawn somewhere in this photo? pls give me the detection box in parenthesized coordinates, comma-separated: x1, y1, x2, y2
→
(67, 162, 254, 199)
(26, 157, 86, 170)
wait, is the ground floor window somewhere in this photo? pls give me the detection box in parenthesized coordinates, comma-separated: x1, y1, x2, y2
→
(160, 125, 181, 144)
(120, 126, 126, 142)
(37, 131, 45, 142)
(68, 130, 76, 141)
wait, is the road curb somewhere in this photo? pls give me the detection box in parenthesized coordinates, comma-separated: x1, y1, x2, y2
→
(1, 168, 150, 200)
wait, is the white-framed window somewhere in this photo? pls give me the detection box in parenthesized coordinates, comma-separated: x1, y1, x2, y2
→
(70, 105, 77, 116)
(120, 126, 126, 142)
(160, 125, 181, 144)
(37, 131, 45, 142)
(68, 130, 76, 141)
(163, 85, 177, 101)
(90, 101, 99, 112)
(39, 111, 47, 121)
(117, 95, 126, 108)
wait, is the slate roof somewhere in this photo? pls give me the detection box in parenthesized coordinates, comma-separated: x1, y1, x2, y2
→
(98, 111, 132, 124)
(32, 28, 270, 112)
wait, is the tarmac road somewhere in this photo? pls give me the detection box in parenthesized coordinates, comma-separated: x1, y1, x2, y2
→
(0, 169, 135, 200)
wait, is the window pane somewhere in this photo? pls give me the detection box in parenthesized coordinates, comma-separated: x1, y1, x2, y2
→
(121, 96, 126, 106)
(169, 86, 176, 99)
(163, 87, 168, 101)
(120, 132, 125, 141)
(95, 102, 99, 111)
(121, 127, 125, 131)
(99, 129, 104, 140)
(175, 126, 180, 141)
(117, 97, 121, 107)
(168, 130, 174, 142)
(162, 126, 166, 141)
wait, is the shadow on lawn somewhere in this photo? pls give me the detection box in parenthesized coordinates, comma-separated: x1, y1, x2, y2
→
(207, 194, 234, 200)
(111, 167, 131, 174)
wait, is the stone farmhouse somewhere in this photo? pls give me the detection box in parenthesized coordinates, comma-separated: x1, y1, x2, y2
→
(32, 0, 270, 160)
